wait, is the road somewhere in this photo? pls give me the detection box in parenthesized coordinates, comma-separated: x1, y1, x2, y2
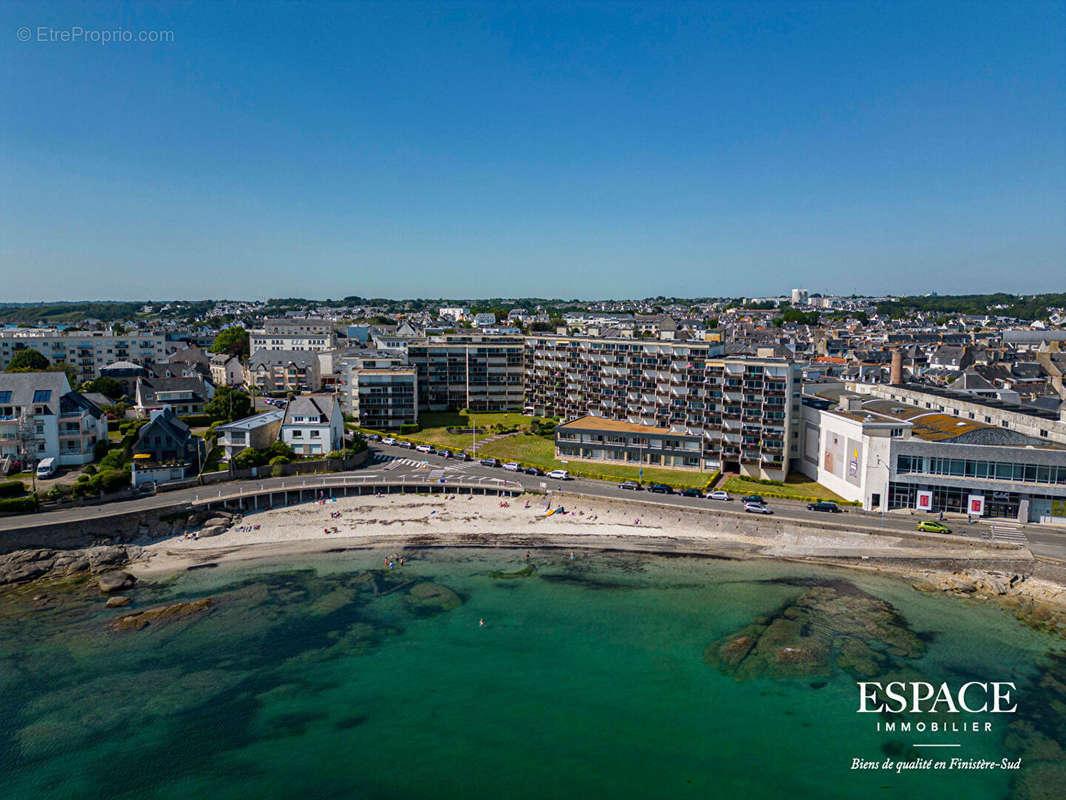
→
(3, 442, 1064, 561)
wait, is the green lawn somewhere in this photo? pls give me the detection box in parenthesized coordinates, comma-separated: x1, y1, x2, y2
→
(719, 474, 849, 503)
(360, 411, 537, 450)
(475, 434, 716, 489)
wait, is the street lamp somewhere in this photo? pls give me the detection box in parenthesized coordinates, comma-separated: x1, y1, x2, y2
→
(875, 456, 891, 522)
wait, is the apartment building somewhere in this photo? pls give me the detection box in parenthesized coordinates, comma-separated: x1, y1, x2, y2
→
(346, 368, 418, 430)
(249, 318, 337, 352)
(799, 385, 1066, 522)
(0, 372, 108, 468)
(0, 329, 168, 381)
(246, 350, 321, 393)
(527, 335, 800, 479)
(406, 335, 525, 412)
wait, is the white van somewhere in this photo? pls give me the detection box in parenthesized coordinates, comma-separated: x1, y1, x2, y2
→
(36, 457, 57, 479)
(547, 469, 570, 480)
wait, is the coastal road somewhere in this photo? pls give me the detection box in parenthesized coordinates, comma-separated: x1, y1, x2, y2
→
(4, 443, 1065, 562)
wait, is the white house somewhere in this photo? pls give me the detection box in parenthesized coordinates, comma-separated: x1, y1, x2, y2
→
(279, 394, 344, 456)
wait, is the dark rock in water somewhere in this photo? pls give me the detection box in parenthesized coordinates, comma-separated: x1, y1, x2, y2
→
(111, 597, 214, 632)
(334, 714, 369, 730)
(106, 595, 132, 608)
(405, 582, 462, 613)
(491, 564, 535, 579)
(704, 583, 925, 682)
(809, 681, 828, 690)
(98, 570, 136, 594)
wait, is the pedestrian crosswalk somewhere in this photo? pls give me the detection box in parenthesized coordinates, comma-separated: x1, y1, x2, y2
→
(371, 454, 428, 468)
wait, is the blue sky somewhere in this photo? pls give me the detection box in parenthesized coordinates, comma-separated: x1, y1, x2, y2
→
(1, 1, 1063, 301)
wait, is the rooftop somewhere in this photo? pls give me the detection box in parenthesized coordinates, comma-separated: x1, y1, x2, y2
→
(557, 416, 686, 436)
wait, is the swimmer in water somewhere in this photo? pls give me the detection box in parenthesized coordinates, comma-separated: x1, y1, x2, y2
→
(569, 551, 575, 561)
(479, 618, 486, 628)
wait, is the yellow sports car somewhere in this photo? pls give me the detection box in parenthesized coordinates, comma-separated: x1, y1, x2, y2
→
(917, 520, 951, 534)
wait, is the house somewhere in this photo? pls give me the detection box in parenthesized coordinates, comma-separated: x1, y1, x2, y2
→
(473, 313, 497, 328)
(99, 360, 149, 398)
(131, 407, 205, 484)
(214, 409, 285, 461)
(280, 394, 344, 456)
(245, 349, 321, 393)
(157, 344, 211, 378)
(210, 353, 244, 387)
(0, 372, 108, 469)
(134, 376, 215, 417)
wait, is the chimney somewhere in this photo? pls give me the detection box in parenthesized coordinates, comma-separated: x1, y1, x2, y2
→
(890, 350, 903, 385)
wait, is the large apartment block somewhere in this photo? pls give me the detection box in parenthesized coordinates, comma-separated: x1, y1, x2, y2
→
(406, 336, 524, 412)
(0, 329, 168, 381)
(345, 368, 418, 430)
(249, 318, 337, 352)
(525, 336, 800, 479)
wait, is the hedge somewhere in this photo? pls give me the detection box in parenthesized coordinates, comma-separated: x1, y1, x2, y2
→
(0, 494, 38, 513)
(0, 480, 27, 498)
(179, 414, 214, 428)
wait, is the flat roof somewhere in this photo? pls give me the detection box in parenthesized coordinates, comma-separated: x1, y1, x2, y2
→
(557, 416, 685, 436)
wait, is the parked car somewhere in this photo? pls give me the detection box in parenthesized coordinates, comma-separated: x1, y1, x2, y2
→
(648, 484, 674, 494)
(744, 502, 773, 515)
(455, 452, 472, 461)
(382, 437, 396, 445)
(619, 480, 642, 490)
(399, 440, 414, 449)
(679, 487, 702, 498)
(439, 450, 454, 459)
(502, 462, 521, 471)
(480, 458, 501, 468)
(366, 433, 382, 442)
(807, 501, 842, 513)
(742, 494, 766, 505)
(917, 520, 952, 534)
(416, 444, 433, 453)
(524, 467, 545, 476)
(705, 490, 730, 501)
(547, 469, 570, 480)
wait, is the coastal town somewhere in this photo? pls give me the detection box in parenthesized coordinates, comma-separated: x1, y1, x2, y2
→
(2, 292, 1065, 528)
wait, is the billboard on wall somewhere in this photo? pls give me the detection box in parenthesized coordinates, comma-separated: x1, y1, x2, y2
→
(845, 437, 863, 487)
(916, 490, 933, 512)
(804, 423, 820, 464)
(823, 433, 844, 478)
(968, 495, 985, 517)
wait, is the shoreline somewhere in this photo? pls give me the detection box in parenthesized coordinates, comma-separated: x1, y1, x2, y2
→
(120, 493, 1066, 633)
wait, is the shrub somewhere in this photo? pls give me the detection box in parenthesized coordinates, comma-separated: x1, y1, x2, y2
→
(270, 463, 285, 478)
(268, 455, 290, 466)
(179, 413, 213, 428)
(96, 468, 131, 494)
(0, 494, 38, 513)
(399, 423, 420, 435)
(76, 473, 90, 483)
(83, 464, 98, 476)
(93, 439, 110, 461)
(0, 480, 27, 498)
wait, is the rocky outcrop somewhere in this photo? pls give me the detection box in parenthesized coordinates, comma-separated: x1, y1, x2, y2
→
(405, 582, 462, 613)
(111, 597, 214, 632)
(98, 570, 136, 594)
(705, 582, 925, 681)
(913, 569, 1018, 598)
(106, 595, 132, 608)
(0, 545, 137, 587)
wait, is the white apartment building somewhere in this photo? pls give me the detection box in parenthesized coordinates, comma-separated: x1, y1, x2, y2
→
(0, 372, 109, 468)
(249, 319, 337, 353)
(0, 329, 169, 381)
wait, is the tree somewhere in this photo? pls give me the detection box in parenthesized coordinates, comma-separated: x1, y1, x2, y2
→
(209, 326, 250, 359)
(204, 386, 252, 423)
(5, 349, 49, 371)
(82, 376, 125, 400)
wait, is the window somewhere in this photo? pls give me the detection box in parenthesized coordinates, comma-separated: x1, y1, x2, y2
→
(0, 391, 10, 403)
(310, 430, 320, 438)
(1040, 429, 1049, 438)
(33, 390, 52, 403)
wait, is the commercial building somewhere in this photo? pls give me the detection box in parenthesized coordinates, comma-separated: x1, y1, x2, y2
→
(406, 335, 524, 412)
(798, 385, 1066, 523)
(0, 329, 168, 381)
(529, 335, 801, 479)
(0, 372, 108, 469)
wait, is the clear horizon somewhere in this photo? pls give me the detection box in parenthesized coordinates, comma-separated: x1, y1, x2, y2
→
(2, 1, 1063, 301)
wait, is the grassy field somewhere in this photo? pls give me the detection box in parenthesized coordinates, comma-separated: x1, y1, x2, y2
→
(364, 411, 537, 450)
(719, 474, 849, 503)
(474, 434, 716, 489)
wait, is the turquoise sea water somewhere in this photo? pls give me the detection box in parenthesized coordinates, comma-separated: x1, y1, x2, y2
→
(0, 549, 1061, 800)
